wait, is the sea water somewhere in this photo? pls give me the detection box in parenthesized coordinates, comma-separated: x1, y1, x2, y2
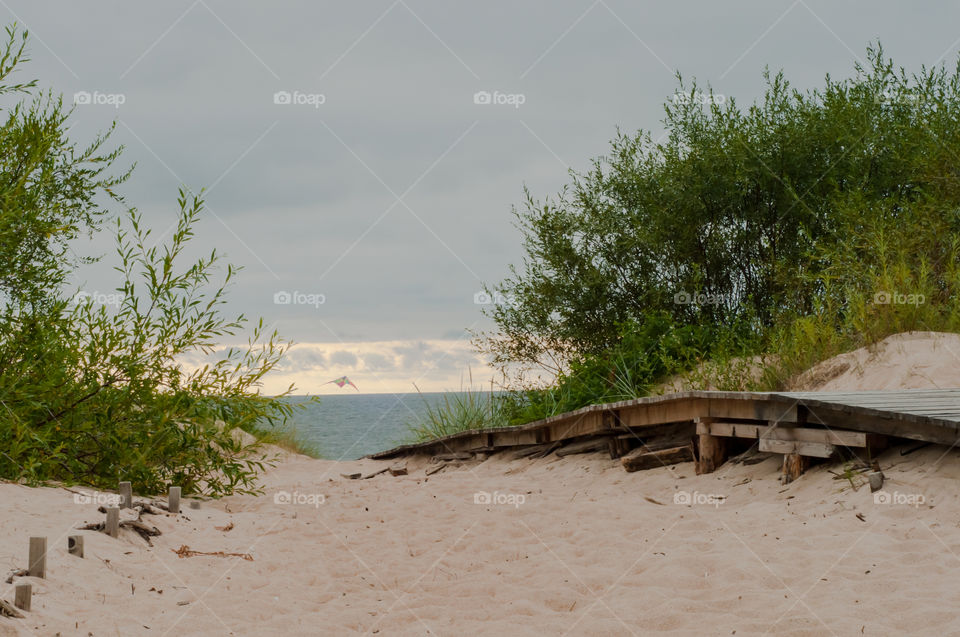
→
(278, 392, 458, 460)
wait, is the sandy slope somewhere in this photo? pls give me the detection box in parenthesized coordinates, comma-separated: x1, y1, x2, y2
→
(3, 331, 960, 636)
(790, 331, 960, 391)
(3, 446, 960, 636)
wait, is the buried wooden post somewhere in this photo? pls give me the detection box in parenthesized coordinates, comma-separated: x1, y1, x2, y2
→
(695, 418, 727, 475)
(106, 507, 120, 538)
(119, 481, 132, 509)
(68, 535, 84, 558)
(168, 486, 181, 514)
(14, 583, 30, 612)
(27, 537, 46, 578)
(781, 453, 809, 484)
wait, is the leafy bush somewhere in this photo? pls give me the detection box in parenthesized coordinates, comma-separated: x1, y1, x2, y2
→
(0, 26, 301, 496)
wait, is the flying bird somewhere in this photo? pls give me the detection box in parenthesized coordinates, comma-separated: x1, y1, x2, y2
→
(325, 376, 359, 391)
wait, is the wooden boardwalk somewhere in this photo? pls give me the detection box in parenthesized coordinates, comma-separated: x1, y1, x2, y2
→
(369, 389, 960, 480)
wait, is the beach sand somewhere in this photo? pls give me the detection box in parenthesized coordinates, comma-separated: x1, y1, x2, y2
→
(2, 331, 960, 636)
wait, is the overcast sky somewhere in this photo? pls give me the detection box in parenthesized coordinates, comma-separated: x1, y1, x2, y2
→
(9, 1, 960, 393)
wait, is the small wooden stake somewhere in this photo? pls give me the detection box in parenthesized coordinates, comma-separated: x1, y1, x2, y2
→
(106, 507, 120, 538)
(68, 535, 84, 558)
(868, 471, 884, 492)
(119, 481, 132, 509)
(168, 486, 181, 514)
(27, 537, 46, 578)
(14, 583, 31, 612)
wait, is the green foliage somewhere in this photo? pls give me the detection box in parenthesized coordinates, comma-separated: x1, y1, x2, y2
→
(406, 382, 505, 441)
(0, 26, 302, 496)
(477, 44, 960, 382)
(426, 41, 960, 436)
(496, 313, 759, 426)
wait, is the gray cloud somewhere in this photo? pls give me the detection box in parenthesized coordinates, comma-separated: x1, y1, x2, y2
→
(12, 0, 959, 390)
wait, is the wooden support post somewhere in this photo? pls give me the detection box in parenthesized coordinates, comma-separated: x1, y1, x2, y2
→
(106, 507, 120, 538)
(68, 535, 84, 558)
(781, 453, 808, 484)
(27, 537, 46, 578)
(695, 418, 727, 475)
(119, 481, 132, 509)
(14, 583, 31, 612)
(168, 486, 181, 514)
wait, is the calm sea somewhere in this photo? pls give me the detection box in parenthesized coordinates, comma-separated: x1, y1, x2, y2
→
(276, 392, 456, 460)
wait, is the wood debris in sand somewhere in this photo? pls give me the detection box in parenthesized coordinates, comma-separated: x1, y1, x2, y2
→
(0, 597, 23, 618)
(173, 545, 253, 561)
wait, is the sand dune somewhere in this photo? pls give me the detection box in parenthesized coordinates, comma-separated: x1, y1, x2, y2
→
(3, 332, 960, 636)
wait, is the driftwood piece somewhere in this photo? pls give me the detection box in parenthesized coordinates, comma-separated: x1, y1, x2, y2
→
(555, 437, 611, 457)
(78, 519, 161, 545)
(340, 473, 362, 480)
(509, 442, 562, 460)
(388, 464, 408, 476)
(425, 463, 447, 476)
(622, 445, 695, 473)
(99, 500, 163, 516)
(173, 545, 253, 561)
(509, 445, 548, 460)
(361, 467, 391, 479)
(0, 597, 23, 618)
(4, 569, 27, 584)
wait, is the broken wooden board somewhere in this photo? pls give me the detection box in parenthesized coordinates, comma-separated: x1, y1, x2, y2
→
(555, 437, 611, 457)
(432, 452, 473, 462)
(622, 445, 694, 473)
(509, 442, 561, 460)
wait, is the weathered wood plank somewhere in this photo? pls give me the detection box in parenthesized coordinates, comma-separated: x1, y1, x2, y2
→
(556, 437, 611, 457)
(622, 445, 694, 472)
(759, 438, 835, 458)
(697, 421, 870, 447)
